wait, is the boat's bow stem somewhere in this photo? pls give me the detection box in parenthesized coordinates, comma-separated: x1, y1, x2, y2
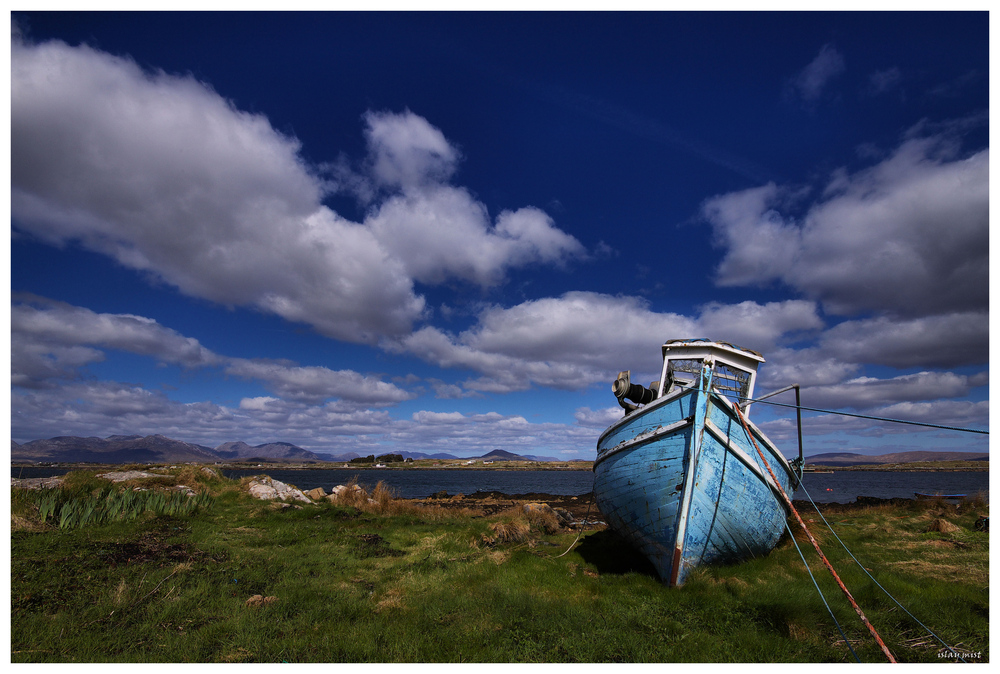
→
(732, 404, 897, 663)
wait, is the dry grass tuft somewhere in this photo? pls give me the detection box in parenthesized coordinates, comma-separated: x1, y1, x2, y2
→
(482, 519, 531, 547)
(11, 512, 46, 532)
(523, 505, 561, 534)
(324, 480, 474, 521)
(112, 579, 129, 606)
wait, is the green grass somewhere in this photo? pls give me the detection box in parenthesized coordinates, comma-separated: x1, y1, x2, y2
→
(10, 470, 989, 663)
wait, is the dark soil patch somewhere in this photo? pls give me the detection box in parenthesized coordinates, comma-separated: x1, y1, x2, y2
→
(414, 491, 601, 522)
(352, 533, 405, 558)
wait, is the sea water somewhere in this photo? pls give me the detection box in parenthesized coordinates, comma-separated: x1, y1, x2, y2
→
(12, 466, 989, 503)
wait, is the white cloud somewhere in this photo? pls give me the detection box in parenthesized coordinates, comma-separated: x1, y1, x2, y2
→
(11, 297, 414, 406)
(817, 312, 988, 369)
(11, 37, 583, 344)
(392, 292, 823, 392)
(796, 371, 979, 411)
(758, 399, 988, 444)
(574, 406, 624, 429)
(11, 382, 401, 451)
(364, 109, 460, 191)
(367, 189, 585, 287)
(11, 297, 220, 388)
(703, 134, 988, 318)
(224, 358, 413, 405)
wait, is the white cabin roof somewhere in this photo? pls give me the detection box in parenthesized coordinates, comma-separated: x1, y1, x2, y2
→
(663, 337, 762, 360)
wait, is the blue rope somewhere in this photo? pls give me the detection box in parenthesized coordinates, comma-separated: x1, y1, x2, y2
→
(797, 481, 968, 662)
(740, 396, 988, 435)
(782, 516, 862, 662)
(735, 418, 862, 661)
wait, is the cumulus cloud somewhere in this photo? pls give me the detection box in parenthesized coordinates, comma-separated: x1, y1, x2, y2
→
(224, 359, 414, 405)
(758, 399, 988, 444)
(574, 406, 624, 429)
(11, 297, 413, 406)
(795, 371, 979, 411)
(817, 313, 988, 369)
(391, 292, 823, 392)
(364, 109, 461, 191)
(11, 381, 605, 457)
(11, 296, 220, 388)
(11, 36, 583, 344)
(11, 382, 401, 451)
(703, 133, 988, 319)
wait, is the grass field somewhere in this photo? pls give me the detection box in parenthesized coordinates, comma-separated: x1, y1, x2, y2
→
(10, 467, 989, 663)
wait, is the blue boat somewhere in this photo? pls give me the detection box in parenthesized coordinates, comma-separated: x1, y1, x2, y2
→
(594, 339, 802, 586)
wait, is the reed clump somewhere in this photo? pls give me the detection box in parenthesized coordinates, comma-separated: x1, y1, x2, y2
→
(28, 484, 214, 529)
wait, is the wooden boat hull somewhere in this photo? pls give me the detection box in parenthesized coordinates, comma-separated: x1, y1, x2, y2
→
(594, 373, 797, 586)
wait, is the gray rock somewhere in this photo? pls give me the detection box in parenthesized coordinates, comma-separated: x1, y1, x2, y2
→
(247, 475, 310, 503)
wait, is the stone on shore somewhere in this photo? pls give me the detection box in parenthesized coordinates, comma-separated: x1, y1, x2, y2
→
(11, 476, 65, 490)
(523, 502, 575, 527)
(97, 470, 170, 482)
(305, 487, 327, 500)
(247, 476, 310, 503)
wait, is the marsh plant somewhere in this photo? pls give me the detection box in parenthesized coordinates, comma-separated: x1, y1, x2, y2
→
(32, 486, 214, 528)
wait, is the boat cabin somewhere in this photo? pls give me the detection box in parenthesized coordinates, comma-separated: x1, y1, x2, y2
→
(614, 338, 765, 415)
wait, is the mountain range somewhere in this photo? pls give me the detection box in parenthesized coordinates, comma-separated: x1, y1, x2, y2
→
(11, 434, 986, 466)
(805, 450, 988, 466)
(9, 434, 562, 464)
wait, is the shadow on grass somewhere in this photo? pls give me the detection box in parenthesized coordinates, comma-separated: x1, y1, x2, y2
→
(575, 529, 660, 579)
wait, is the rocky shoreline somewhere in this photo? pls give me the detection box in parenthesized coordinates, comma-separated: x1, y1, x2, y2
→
(11, 473, 979, 524)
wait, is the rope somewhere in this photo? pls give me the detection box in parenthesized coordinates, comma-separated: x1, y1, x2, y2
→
(733, 404, 897, 663)
(740, 396, 988, 435)
(796, 480, 967, 662)
(781, 515, 861, 662)
(554, 476, 598, 558)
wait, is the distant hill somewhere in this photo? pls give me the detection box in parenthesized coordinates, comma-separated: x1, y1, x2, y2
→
(806, 450, 988, 466)
(478, 449, 562, 462)
(214, 441, 325, 462)
(11, 434, 571, 464)
(12, 434, 219, 464)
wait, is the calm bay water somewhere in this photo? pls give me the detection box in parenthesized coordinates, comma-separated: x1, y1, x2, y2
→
(220, 468, 595, 499)
(11, 466, 988, 503)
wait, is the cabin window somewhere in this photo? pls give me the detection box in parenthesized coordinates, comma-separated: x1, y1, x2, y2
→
(665, 358, 702, 392)
(712, 361, 753, 402)
(666, 357, 753, 402)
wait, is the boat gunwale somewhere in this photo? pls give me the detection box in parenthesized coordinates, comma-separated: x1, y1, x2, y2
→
(592, 417, 693, 470)
(596, 384, 691, 447)
(596, 387, 797, 486)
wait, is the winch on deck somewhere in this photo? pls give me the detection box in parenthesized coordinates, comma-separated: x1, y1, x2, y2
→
(612, 338, 766, 416)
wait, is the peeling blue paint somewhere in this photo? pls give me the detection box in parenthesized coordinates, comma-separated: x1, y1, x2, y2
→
(594, 358, 795, 587)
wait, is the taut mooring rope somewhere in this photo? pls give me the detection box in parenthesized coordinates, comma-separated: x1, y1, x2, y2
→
(796, 480, 967, 662)
(733, 404, 897, 663)
(740, 396, 988, 435)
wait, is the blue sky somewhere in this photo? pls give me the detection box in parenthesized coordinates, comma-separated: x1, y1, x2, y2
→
(9, 11, 989, 459)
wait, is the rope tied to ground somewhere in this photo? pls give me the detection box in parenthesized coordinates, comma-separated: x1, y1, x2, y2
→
(733, 403, 897, 663)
